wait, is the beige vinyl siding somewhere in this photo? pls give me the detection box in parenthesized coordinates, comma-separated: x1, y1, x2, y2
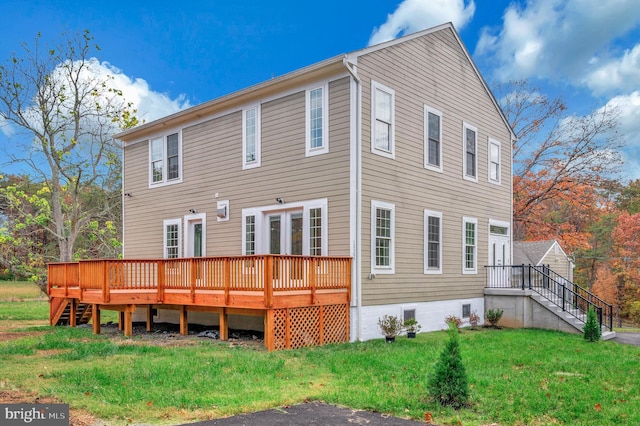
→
(358, 28, 512, 305)
(122, 77, 352, 258)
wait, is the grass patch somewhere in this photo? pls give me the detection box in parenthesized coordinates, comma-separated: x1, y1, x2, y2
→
(0, 300, 50, 321)
(0, 280, 45, 301)
(0, 296, 638, 425)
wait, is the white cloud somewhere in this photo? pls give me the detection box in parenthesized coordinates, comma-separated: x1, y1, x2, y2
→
(602, 91, 640, 180)
(475, 0, 640, 83)
(368, 0, 475, 46)
(606, 91, 640, 144)
(83, 60, 190, 125)
(585, 44, 640, 95)
(0, 116, 15, 138)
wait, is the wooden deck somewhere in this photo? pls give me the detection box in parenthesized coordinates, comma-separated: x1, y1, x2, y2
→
(48, 255, 351, 350)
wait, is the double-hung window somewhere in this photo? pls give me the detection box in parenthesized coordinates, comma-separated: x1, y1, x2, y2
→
(163, 219, 182, 259)
(149, 132, 181, 186)
(371, 200, 395, 274)
(243, 105, 261, 169)
(371, 81, 395, 159)
(463, 123, 477, 181)
(424, 210, 442, 274)
(462, 217, 477, 274)
(306, 85, 329, 156)
(424, 106, 443, 172)
(488, 138, 501, 184)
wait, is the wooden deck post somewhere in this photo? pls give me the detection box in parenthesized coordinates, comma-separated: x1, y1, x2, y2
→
(101, 261, 110, 303)
(179, 305, 188, 335)
(69, 298, 77, 327)
(318, 305, 324, 345)
(264, 256, 273, 308)
(224, 258, 231, 305)
(157, 260, 165, 303)
(219, 308, 228, 341)
(146, 305, 154, 332)
(265, 310, 274, 351)
(190, 259, 196, 303)
(92, 304, 101, 335)
(118, 312, 124, 331)
(310, 258, 318, 305)
(123, 305, 134, 337)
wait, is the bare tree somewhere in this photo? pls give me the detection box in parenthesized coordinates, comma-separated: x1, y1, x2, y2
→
(0, 30, 136, 272)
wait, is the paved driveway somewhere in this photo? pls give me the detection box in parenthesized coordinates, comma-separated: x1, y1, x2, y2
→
(612, 332, 640, 346)
(183, 401, 424, 425)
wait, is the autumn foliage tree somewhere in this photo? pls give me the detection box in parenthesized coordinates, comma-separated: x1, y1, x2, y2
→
(496, 80, 623, 245)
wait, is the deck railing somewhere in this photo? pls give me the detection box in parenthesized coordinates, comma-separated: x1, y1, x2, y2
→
(485, 264, 613, 331)
(48, 255, 352, 307)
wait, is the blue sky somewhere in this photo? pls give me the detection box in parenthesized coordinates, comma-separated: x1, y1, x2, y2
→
(2, 0, 640, 180)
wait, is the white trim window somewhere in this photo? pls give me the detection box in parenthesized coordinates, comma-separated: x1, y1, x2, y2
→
(424, 106, 443, 172)
(463, 123, 478, 182)
(163, 218, 182, 259)
(371, 200, 395, 274)
(149, 132, 182, 187)
(309, 206, 323, 256)
(371, 81, 395, 159)
(243, 105, 261, 169)
(243, 213, 256, 255)
(462, 216, 477, 274)
(424, 210, 443, 274)
(488, 138, 501, 184)
(306, 85, 329, 156)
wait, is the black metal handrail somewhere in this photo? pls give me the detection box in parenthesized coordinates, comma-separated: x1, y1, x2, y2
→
(485, 264, 613, 331)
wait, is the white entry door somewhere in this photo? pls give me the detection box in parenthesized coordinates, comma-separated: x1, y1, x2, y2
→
(268, 210, 303, 255)
(489, 234, 509, 266)
(489, 226, 510, 287)
(184, 214, 206, 258)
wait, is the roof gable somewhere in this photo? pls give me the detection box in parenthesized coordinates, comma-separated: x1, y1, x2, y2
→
(513, 240, 570, 265)
(116, 22, 515, 143)
(346, 22, 515, 141)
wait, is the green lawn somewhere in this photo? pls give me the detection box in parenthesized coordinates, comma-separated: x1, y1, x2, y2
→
(0, 280, 46, 302)
(0, 292, 638, 425)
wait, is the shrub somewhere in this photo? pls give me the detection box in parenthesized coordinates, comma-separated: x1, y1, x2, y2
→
(377, 315, 403, 338)
(403, 318, 421, 333)
(469, 310, 480, 329)
(486, 309, 504, 327)
(445, 315, 462, 329)
(428, 321, 469, 409)
(583, 306, 602, 342)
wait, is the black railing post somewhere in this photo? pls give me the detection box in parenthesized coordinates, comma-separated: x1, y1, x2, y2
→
(609, 305, 613, 331)
(597, 306, 603, 328)
(521, 264, 525, 290)
(561, 283, 566, 311)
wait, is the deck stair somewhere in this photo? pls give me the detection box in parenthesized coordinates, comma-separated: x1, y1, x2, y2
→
(530, 290, 615, 340)
(53, 301, 93, 326)
(486, 264, 615, 340)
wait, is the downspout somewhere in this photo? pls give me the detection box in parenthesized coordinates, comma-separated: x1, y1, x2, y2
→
(343, 57, 362, 341)
(118, 137, 125, 259)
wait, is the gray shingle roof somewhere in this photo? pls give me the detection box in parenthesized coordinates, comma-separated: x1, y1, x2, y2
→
(513, 240, 557, 265)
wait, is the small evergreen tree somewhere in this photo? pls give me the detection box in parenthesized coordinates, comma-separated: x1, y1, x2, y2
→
(583, 306, 602, 342)
(428, 322, 469, 409)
